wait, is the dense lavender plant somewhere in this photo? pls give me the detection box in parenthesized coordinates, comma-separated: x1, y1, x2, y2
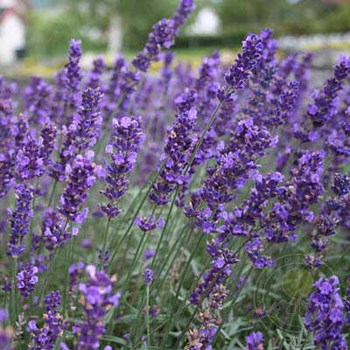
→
(1, 2, 350, 349)
(304, 276, 347, 349)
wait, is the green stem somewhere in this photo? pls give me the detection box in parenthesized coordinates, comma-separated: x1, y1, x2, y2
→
(62, 221, 73, 317)
(150, 187, 179, 270)
(146, 286, 151, 349)
(12, 259, 18, 325)
(100, 218, 111, 269)
(47, 179, 58, 208)
(155, 224, 193, 291)
(108, 171, 161, 270)
(184, 96, 227, 174)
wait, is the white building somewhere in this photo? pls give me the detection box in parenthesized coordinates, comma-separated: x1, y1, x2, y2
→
(187, 7, 220, 36)
(0, 0, 28, 65)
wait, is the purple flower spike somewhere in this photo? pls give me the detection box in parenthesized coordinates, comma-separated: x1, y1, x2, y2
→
(306, 56, 350, 128)
(34, 208, 70, 252)
(143, 268, 154, 286)
(58, 153, 97, 224)
(66, 38, 82, 110)
(134, 214, 165, 232)
(173, 0, 196, 31)
(244, 239, 274, 269)
(304, 275, 347, 349)
(245, 331, 264, 350)
(29, 291, 63, 350)
(132, 0, 195, 72)
(17, 263, 39, 297)
(101, 116, 143, 218)
(72, 86, 103, 151)
(7, 184, 34, 257)
(15, 129, 45, 181)
(73, 265, 120, 350)
(225, 33, 264, 91)
(149, 89, 198, 205)
(143, 249, 156, 261)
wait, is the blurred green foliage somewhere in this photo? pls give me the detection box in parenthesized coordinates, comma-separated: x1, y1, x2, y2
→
(27, 10, 107, 58)
(216, 0, 350, 36)
(27, 0, 350, 58)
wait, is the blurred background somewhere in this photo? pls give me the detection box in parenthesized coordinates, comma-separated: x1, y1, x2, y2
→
(1, 0, 350, 74)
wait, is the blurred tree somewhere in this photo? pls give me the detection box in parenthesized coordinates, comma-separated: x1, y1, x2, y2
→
(62, 0, 187, 50)
(27, 0, 350, 59)
(326, 3, 350, 32)
(214, 0, 291, 35)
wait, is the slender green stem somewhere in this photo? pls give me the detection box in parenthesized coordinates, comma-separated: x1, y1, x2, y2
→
(155, 224, 193, 291)
(100, 218, 111, 269)
(160, 232, 206, 349)
(11, 259, 18, 325)
(146, 286, 151, 349)
(108, 171, 161, 270)
(184, 97, 227, 174)
(47, 179, 58, 208)
(150, 187, 179, 270)
(62, 220, 73, 317)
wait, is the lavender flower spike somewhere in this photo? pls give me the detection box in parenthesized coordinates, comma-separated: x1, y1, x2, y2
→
(66, 38, 82, 110)
(304, 275, 347, 349)
(143, 268, 154, 286)
(149, 89, 198, 205)
(224, 33, 264, 92)
(132, 0, 195, 72)
(245, 331, 264, 350)
(58, 152, 97, 224)
(28, 291, 63, 350)
(73, 265, 121, 350)
(101, 116, 144, 218)
(17, 263, 39, 297)
(7, 184, 34, 257)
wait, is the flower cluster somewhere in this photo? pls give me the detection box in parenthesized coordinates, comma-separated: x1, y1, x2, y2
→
(7, 184, 34, 257)
(149, 89, 198, 205)
(245, 331, 264, 350)
(58, 152, 97, 224)
(17, 263, 39, 297)
(134, 214, 165, 232)
(101, 116, 143, 218)
(34, 208, 70, 252)
(72, 265, 121, 350)
(132, 0, 195, 72)
(28, 291, 63, 350)
(304, 276, 347, 349)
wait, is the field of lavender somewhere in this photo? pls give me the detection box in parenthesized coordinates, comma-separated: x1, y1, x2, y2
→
(1, 0, 350, 349)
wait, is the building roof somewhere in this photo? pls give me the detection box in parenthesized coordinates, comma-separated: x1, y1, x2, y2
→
(0, 0, 30, 23)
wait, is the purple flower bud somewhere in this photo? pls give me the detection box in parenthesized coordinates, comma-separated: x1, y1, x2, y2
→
(17, 263, 39, 297)
(143, 268, 154, 286)
(245, 331, 264, 350)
